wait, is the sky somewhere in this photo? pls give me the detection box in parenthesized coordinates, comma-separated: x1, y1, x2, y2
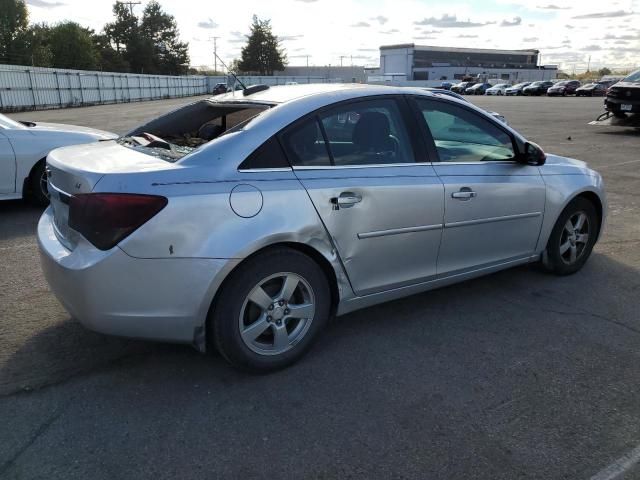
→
(24, 0, 640, 73)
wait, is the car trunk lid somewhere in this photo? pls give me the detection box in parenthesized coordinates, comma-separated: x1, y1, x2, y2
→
(46, 141, 175, 250)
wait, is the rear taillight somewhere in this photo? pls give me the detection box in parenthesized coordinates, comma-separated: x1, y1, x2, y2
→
(69, 193, 167, 250)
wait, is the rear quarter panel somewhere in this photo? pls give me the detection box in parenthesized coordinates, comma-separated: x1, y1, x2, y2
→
(96, 168, 355, 310)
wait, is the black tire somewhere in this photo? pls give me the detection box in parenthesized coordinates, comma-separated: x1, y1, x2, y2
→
(29, 161, 50, 207)
(544, 197, 599, 276)
(210, 248, 331, 372)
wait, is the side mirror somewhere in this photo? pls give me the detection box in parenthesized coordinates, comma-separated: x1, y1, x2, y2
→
(518, 141, 546, 166)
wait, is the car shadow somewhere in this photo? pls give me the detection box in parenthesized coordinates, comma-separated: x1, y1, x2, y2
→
(2, 250, 638, 398)
(3, 251, 640, 479)
(592, 128, 640, 137)
(0, 200, 44, 242)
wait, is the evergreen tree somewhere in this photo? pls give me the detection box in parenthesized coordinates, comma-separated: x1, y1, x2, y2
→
(238, 16, 287, 75)
(140, 1, 189, 74)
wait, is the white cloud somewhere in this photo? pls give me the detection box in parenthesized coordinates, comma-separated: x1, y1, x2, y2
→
(21, 0, 640, 72)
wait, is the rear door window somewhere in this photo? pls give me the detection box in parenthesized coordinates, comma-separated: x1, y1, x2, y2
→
(280, 98, 416, 167)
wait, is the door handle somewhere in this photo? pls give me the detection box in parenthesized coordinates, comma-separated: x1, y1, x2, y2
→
(331, 192, 362, 210)
(451, 188, 477, 200)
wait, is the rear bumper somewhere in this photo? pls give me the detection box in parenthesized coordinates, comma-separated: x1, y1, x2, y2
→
(38, 207, 235, 345)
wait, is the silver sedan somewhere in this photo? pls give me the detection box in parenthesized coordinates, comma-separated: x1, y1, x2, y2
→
(38, 84, 606, 371)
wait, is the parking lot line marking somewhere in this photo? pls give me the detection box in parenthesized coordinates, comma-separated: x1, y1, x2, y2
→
(589, 444, 640, 480)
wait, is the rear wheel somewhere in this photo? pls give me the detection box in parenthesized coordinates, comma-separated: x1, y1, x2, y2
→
(30, 161, 49, 207)
(210, 248, 331, 372)
(543, 197, 599, 275)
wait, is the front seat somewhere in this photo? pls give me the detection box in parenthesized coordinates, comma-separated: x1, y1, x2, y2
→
(351, 112, 397, 159)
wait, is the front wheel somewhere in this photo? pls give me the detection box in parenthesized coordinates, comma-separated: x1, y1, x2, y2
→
(543, 198, 599, 275)
(30, 161, 50, 207)
(210, 248, 331, 372)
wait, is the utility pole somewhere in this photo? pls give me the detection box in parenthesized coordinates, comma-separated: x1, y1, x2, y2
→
(116, 1, 141, 15)
(304, 55, 310, 68)
(339, 55, 347, 67)
(587, 55, 591, 72)
(210, 36, 220, 73)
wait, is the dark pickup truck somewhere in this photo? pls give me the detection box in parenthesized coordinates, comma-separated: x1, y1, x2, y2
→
(605, 69, 640, 118)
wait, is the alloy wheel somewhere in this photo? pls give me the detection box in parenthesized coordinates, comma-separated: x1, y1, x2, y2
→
(559, 211, 590, 265)
(239, 272, 315, 356)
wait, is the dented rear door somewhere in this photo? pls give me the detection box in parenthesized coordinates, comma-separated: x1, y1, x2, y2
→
(293, 165, 444, 296)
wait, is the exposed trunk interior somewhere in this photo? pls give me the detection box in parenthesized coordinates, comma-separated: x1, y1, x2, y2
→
(123, 100, 271, 161)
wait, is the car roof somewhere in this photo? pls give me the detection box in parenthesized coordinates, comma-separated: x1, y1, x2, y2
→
(211, 83, 406, 105)
(182, 82, 524, 168)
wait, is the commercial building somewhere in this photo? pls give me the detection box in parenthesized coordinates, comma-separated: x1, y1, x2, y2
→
(375, 44, 557, 83)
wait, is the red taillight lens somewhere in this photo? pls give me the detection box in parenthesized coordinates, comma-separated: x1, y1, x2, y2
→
(69, 193, 168, 250)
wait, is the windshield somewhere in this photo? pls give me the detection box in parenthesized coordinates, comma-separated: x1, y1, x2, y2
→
(623, 70, 640, 83)
(556, 81, 568, 86)
(0, 114, 26, 129)
(512, 83, 528, 88)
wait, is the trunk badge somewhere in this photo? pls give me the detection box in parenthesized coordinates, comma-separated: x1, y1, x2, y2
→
(75, 182, 82, 189)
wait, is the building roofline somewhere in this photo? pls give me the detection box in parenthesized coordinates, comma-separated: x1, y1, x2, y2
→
(380, 44, 539, 56)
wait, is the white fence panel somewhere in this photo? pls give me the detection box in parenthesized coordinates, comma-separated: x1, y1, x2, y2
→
(0, 65, 345, 112)
(0, 64, 210, 112)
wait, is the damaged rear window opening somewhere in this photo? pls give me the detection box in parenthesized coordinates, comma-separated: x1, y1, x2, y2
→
(120, 100, 272, 162)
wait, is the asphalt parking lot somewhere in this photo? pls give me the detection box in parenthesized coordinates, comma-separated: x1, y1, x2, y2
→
(1, 94, 639, 479)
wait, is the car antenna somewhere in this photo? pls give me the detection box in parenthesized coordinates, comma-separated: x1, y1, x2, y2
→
(214, 52, 246, 91)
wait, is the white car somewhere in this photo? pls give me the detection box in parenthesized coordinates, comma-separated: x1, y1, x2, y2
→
(485, 84, 512, 96)
(0, 113, 117, 205)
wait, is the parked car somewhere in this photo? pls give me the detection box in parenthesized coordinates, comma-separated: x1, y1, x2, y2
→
(523, 81, 555, 96)
(212, 83, 228, 95)
(39, 84, 606, 372)
(440, 81, 453, 90)
(485, 83, 512, 96)
(547, 80, 581, 96)
(505, 82, 532, 96)
(450, 81, 474, 93)
(0, 114, 117, 205)
(605, 69, 640, 118)
(424, 88, 507, 123)
(465, 82, 492, 95)
(576, 82, 609, 97)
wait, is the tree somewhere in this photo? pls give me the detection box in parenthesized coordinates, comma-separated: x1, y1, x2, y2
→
(238, 16, 287, 75)
(48, 22, 99, 70)
(11, 23, 52, 66)
(93, 33, 130, 72)
(140, 1, 189, 74)
(102, 1, 189, 74)
(0, 0, 28, 64)
(598, 67, 612, 77)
